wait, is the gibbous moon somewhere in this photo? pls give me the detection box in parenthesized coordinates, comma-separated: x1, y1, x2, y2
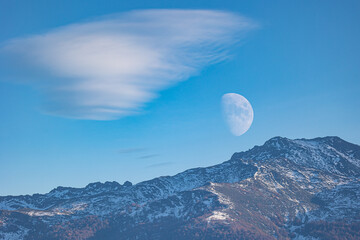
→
(222, 93, 254, 136)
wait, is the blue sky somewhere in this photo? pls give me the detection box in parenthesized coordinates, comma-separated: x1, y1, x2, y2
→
(0, 0, 359, 196)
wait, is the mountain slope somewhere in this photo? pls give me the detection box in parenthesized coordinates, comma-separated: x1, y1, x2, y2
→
(1, 136, 359, 240)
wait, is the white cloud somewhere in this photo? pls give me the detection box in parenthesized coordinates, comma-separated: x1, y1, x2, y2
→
(1, 9, 256, 120)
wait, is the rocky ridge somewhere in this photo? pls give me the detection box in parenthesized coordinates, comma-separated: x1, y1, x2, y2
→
(1, 136, 359, 239)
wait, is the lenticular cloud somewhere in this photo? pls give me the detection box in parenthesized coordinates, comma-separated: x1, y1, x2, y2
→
(1, 9, 255, 120)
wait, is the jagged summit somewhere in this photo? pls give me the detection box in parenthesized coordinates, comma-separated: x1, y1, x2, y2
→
(257, 136, 348, 149)
(123, 181, 132, 187)
(264, 135, 290, 143)
(231, 136, 360, 177)
(262, 135, 345, 145)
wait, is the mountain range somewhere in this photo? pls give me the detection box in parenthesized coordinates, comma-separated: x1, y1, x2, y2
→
(1, 136, 359, 239)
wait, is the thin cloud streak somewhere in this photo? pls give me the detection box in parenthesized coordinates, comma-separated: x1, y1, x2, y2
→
(139, 154, 159, 159)
(1, 9, 256, 120)
(146, 162, 173, 168)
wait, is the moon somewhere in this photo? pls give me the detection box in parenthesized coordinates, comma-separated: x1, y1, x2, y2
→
(222, 93, 254, 136)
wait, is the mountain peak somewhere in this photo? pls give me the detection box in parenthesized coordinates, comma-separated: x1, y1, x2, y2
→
(232, 136, 360, 176)
(266, 136, 290, 142)
(264, 136, 344, 147)
(123, 181, 132, 187)
(263, 136, 293, 148)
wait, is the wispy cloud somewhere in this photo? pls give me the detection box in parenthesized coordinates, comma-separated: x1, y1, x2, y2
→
(139, 154, 159, 159)
(1, 9, 256, 120)
(146, 161, 173, 168)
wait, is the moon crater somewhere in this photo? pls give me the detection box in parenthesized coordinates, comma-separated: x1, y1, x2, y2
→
(222, 93, 254, 136)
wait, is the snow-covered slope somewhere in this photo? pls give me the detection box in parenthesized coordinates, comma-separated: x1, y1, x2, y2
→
(1, 136, 359, 240)
(233, 136, 360, 176)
